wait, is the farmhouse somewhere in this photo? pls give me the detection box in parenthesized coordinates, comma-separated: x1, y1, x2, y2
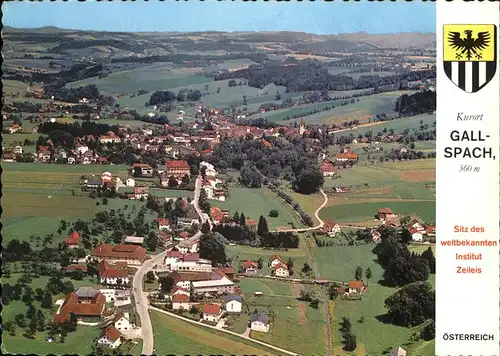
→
(167, 271, 213, 290)
(8, 123, 21, 134)
(63, 264, 88, 275)
(273, 263, 290, 278)
(165, 160, 190, 179)
(91, 244, 147, 266)
(426, 225, 436, 237)
(177, 209, 200, 228)
(171, 286, 190, 298)
(13, 145, 23, 154)
(113, 312, 133, 332)
(390, 346, 407, 356)
(269, 255, 285, 268)
(97, 327, 122, 349)
(241, 260, 259, 275)
(377, 207, 397, 221)
(348, 280, 367, 295)
(210, 206, 224, 224)
(97, 260, 130, 286)
(172, 294, 191, 311)
(53, 287, 106, 323)
(155, 218, 171, 231)
(65, 231, 80, 249)
(323, 220, 341, 237)
(408, 227, 423, 242)
(250, 311, 270, 333)
(129, 186, 149, 200)
(99, 133, 121, 144)
(86, 176, 102, 189)
(223, 295, 243, 313)
(177, 239, 199, 254)
(131, 163, 153, 177)
(320, 161, 337, 177)
(202, 303, 223, 323)
(335, 152, 358, 162)
(165, 250, 182, 267)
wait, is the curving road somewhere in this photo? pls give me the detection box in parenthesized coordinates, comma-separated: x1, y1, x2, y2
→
(132, 174, 207, 355)
(270, 188, 328, 233)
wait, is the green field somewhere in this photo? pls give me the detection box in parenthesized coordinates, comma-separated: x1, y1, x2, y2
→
(238, 278, 326, 355)
(151, 310, 278, 355)
(2, 163, 132, 245)
(311, 244, 435, 355)
(149, 188, 193, 199)
(67, 62, 213, 95)
(212, 186, 305, 229)
(3, 324, 97, 355)
(3, 79, 29, 96)
(276, 91, 409, 125)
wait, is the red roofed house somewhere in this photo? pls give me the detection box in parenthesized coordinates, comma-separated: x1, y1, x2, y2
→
(172, 293, 191, 310)
(97, 326, 122, 349)
(130, 163, 153, 177)
(202, 303, 223, 323)
(99, 132, 121, 144)
(323, 220, 341, 237)
(171, 286, 190, 298)
(246, 219, 257, 227)
(335, 152, 358, 162)
(65, 231, 80, 249)
(377, 208, 397, 221)
(97, 260, 130, 286)
(348, 281, 367, 295)
(241, 260, 259, 275)
(91, 244, 147, 266)
(165, 160, 190, 179)
(130, 186, 149, 200)
(268, 255, 285, 268)
(273, 263, 290, 278)
(63, 264, 88, 275)
(53, 287, 106, 324)
(210, 206, 224, 224)
(165, 250, 182, 267)
(320, 161, 337, 177)
(426, 225, 436, 237)
(155, 218, 171, 231)
(408, 227, 423, 242)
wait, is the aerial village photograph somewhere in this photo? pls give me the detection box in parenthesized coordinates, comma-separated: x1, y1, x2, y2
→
(1, 1, 437, 355)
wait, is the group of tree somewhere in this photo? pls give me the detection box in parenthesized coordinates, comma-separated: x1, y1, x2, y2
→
(147, 89, 202, 106)
(211, 136, 324, 195)
(339, 317, 357, 352)
(395, 90, 436, 116)
(268, 185, 314, 226)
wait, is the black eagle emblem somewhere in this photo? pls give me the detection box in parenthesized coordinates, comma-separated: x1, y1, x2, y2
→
(448, 29, 491, 60)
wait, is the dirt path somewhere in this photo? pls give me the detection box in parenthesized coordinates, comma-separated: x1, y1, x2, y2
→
(291, 283, 307, 325)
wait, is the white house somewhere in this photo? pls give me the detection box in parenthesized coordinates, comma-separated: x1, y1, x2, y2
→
(177, 240, 199, 254)
(164, 250, 182, 268)
(223, 296, 243, 313)
(98, 327, 122, 349)
(114, 312, 133, 332)
(156, 218, 171, 231)
(13, 145, 23, 154)
(250, 312, 270, 333)
(323, 220, 341, 237)
(126, 177, 135, 187)
(390, 346, 407, 356)
(410, 231, 423, 242)
(273, 263, 289, 278)
(99, 289, 117, 303)
(172, 294, 191, 311)
(171, 286, 190, 298)
(200, 161, 217, 177)
(269, 255, 285, 268)
(76, 145, 89, 155)
(202, 304, 223, 322)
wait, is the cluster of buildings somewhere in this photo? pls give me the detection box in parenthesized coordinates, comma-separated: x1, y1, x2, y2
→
(240, 255, 291, 278)
(372, 208, 436, 243)
(200, 161, 226, 201)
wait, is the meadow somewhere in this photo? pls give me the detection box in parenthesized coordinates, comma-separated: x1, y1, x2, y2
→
(150, 310, 278, 355)
(211, 186, 305, 229)
(2, 163, 131, 245)
(237, 278, 326, 355)
(311, 244, 435, 355)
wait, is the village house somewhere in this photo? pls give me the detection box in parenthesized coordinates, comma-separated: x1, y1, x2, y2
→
(114, 290, 132, 307)
(335, 151, 358, 162)
(177, 209, 200, 228)
(191, 275, 236, 296)
(130, 186, 149, 200)
(155, 218, 171, 231)
(53, 287, 106, 323)
(348, 280, 367, 295)
(86, 176, 102, 189)
(99, 132, 122, 144)
(241, 260, 259, 275)
(390, 346, 407, 356)
(126, 177, 135, 187)
(371, 229, 382, 243)
(165, 160, 190, 179)
(320, 161, 337, 177)
(91, 244, 147, 266)
(8, 123, 21, 134)
(323, 220, 341, 237)
(171, 286, 190, 299)
(273, 263, 290, 278)
(130, 163, 153, 177)
(408, 227, 423, 242)
(164, 250, 182, 268)
(377, 207, 397, 221)
(268, 255, 285, 268)
(250, 311, 270, 333)
(210, 206, 225, 224)
(426, 225, 436, 237)
(63, 264, 88, 276)
(76, 144, 89, 155)
(113, 312, 133, 332)
(13, 145, 23, 154)
(202, 304, 223, 323)
(200, 161, 217, 177)
(124, 236, 144, 245)
(171, 255, 213, 273)
(65, 231, 80, 249)
(172, 294, 191, 311)
(97, 326, 122, 349)
(167, 271, 212, 290)
(223, 295, 243, 313)
(97, 260, 130, 286)
(177, 239, 199, 254)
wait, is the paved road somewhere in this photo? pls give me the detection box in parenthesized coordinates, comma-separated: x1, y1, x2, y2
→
(270, 188, 328, 233)
(133, 174, 206, 355)
(150, 306, 300, 356)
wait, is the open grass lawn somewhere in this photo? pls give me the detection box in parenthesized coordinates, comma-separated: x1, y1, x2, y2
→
(3, 324, 97, 355)
(212, 186, 305, 229)
(2, 162, 135, 245)
(151, 310, 277, 355)
(313, 244, 435, 355)
(321, 200, 435, 224)
(3, 79, 30, 95)
(324, 159, 436, 200)
(279, 91, 409, 126)
(245, 282, 326, 355)
(408, 243, 436, 255)
(338, 112, 436, 138)
(149, 188, 193, 199)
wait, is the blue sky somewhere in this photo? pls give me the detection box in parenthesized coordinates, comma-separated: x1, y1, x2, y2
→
(3, 0, 435, 34)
